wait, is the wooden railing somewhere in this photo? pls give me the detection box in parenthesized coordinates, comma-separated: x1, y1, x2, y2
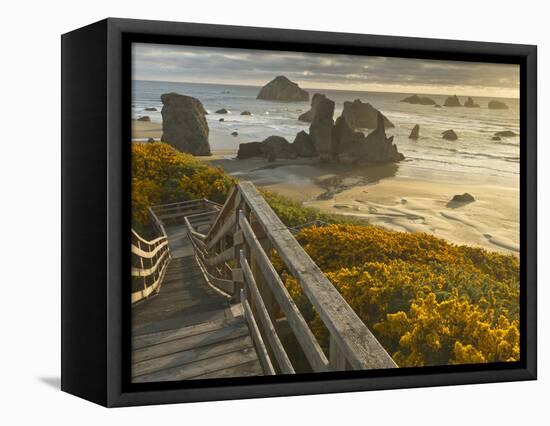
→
(184, 182, 397, 373)
(130, 228, 171, 304)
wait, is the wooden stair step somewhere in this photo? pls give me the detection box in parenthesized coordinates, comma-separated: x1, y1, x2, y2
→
(133, 346, 260, 382)
(133, 334, 254, 377)
(133, 320, 250, 363)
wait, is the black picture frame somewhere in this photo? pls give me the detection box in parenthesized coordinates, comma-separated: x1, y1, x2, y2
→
(61, 17, 537, 407)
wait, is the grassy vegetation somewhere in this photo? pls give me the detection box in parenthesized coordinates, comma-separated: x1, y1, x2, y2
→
(132, 142, 520, 367)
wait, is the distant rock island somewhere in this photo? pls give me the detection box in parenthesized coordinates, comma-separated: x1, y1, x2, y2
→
(464, 97, 480, 108)
(400, 94, 436, 105)
(256, 76, 309, 102)
(160, 92, 211, 156)
(444, 95, 462, 107)
(488, 100, 509, 110)
(442, 129, 458, 141)
(409, 124, 420, 139)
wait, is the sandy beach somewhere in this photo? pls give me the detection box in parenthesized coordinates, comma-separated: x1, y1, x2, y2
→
(133, 120, 519, 256)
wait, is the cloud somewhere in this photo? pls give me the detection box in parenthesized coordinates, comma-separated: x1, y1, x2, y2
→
(132, 43, 519, 97)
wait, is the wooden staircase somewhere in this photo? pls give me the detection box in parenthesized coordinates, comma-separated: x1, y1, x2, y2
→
(130, 182, 397, 383)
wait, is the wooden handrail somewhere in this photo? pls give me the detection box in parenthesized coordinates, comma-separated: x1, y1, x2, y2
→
(130, 217, 171, 304)
(200, 182, 397, 373)
(147, 181, 396, 374)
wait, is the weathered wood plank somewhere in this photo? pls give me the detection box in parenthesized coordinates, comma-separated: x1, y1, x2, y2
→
(131, 239, 169, 258)
(132, 317, 234, 350)
(131, 248, 170, 277)
(191, 360, 263, 380)
(239, 211, 329, 372)
(206, 213, 236, 250)
(238, 181, 397, 370)
(134, 346, 259, 382)
(131, 229, 166, 246)
(205, 246, 234, 266)
(241, 297, 276, 375)
(133, 322, 250, 363)
(133, 334, 254, 377)
(241, 255, 293, 374)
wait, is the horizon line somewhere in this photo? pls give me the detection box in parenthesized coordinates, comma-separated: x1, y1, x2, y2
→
(132, 78, 520, 100)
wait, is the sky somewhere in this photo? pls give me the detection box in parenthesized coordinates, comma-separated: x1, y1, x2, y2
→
(132, 43, 520, 98)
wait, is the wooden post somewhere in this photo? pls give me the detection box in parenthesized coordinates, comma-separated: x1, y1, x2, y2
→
(249, 213, 277, 322)
(137, 239, 147, 291)
(329, 335, 347, 371)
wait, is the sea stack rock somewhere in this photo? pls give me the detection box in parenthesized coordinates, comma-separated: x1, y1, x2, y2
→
(237, 136, 298, 160)
(237, 142, 264, 159)
(256, 76, 309, 102)
(409, 124, 420, 139)
(292, 131, 316, 157)
(444, 95, 462, 107)
(297, 93, 327, 123)
(400, 94, 436, 105)
(488, 100, 509, 110)
(464, 97, 480, 108)
(361, 113, 405, 163)
(137, 116, 151, 122)
(450, 193, 475, 203)
(442, 129, 458, 141)
(215, 108, 228, 114)
(494, 130, 517, 137)
(332, 113, 404, 164)
(308, 95, 335, 161)
(160, 93, 211, 156)
(262, 136, 298, 159)
(342, 99, 394, 129)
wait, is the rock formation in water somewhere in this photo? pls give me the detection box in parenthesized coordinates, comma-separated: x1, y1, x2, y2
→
(464, 97, 480, 108)
(144, 107, 157, 111)
(342, 99, 394, 129)
(137, 116, 150, 122)
(237, 135, 299, 160)
(400, 94, 436, 105)
(215, 108, 228, 114)
(450, 193, 475, 203)
(444, 95, 462, 107)
(292, 131, 316, 157)
(492, 136, 502, 141)
(297, 93, 328, 123)
(409, 124, 420, 139)
(231, 131, 239, 136)
(237, 142, 264, 159)
(262, 136, 298, 159)
(494, 130, 517, 137)
(256, 76, 309, 102)
(332, 113, 404, 164)
(442, 129, 458, 141)
(488, 100, 509, 110)
(360, 113, 405, 163)
(160, 92, 211, 156)
(241, 111, 252, 116)
(308, 95, 335, 161)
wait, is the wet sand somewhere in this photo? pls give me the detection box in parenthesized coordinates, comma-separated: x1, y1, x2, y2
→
(201, 152, 519, 256)
(132, 120, 519, 255)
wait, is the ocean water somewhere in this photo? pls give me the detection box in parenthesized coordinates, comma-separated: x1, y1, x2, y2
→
(132, 80, 520, 179)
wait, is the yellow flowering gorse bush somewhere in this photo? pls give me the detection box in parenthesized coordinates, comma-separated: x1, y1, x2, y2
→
(132, 142, 236, 233)
(277, 224, 520, 367)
